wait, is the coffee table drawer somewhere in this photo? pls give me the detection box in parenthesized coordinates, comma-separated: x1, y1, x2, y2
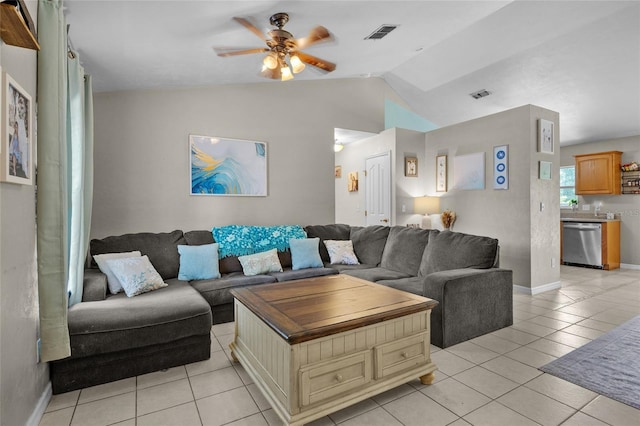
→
(374, 332, 429, 379)
(299, 350, 372, 407)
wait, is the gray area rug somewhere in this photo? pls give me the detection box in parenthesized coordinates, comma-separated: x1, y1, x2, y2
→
(540, 315, 640, 409)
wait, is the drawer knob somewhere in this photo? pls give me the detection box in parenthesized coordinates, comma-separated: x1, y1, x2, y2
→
(335, 374, 343, 383)
(401, 351, 408, 359)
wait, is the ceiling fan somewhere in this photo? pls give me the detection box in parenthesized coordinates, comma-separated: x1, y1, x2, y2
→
(214, 12, 336, 81)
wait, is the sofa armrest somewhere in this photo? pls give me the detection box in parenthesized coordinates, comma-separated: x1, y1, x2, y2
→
(424, 268, 513, 348)
(82, 269, 107, 302)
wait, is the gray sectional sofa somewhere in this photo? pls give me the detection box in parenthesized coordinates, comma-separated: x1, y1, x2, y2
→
(50, 225, 513, 394)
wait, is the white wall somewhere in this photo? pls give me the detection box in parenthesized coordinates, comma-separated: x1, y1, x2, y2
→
(395, 128, 428, 227)
(334, 127, 427, 227)
(334, 129, 395, 225)
(425, 105, 560, 291)
(560, 135, 640, 266)
(0, 2, 50, 425)
(92, 77, 405, 238)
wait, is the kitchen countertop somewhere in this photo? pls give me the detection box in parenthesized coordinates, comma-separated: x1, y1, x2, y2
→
(561, 212, 621, 223)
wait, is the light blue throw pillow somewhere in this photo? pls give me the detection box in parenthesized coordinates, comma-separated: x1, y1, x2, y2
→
(290, 238, 323, 270)
(177, 243, 221, 281)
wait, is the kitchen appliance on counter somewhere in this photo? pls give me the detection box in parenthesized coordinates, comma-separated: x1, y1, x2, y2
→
(562, 222, 603, 268)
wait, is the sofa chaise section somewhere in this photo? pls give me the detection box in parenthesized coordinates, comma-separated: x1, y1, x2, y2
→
(50, 280, 212, 394)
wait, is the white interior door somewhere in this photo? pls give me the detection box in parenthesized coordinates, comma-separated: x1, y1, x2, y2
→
(365, 152, 391, 226)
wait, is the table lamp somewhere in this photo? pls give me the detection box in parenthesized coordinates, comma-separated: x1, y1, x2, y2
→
(414, 196, 441, 229)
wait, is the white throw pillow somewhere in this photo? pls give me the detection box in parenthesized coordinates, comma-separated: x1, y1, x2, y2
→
(325, 240, 359, 265)
(238, 249, 283, 276)
(104, 255, 167, 297)
(93, 251, 142, 294)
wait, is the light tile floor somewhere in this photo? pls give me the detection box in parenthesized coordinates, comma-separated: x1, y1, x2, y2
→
(40, 266, 640, 426)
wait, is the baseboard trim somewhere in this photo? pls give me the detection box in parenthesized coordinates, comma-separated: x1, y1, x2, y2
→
(26, 381, 51, 426)
(513, 281, 561, 295)
(620, 263, 640, 270)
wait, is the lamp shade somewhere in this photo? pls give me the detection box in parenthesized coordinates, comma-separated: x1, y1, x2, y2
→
(414, 196, 440, 215)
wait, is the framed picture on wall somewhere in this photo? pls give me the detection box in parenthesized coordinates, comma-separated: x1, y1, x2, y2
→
(335, 165, 342, 178)
(1, 71, 33, 185)
(436, 155, 447, 192)
(405, 156, 418, 177)
(539, 160, 552, 180)
(189, 135, 267, 196)
(538, 119, 554, 154)
(348, 171, 358, 192)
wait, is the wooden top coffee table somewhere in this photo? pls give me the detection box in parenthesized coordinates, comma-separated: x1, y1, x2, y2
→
(230, 274, 438, 426)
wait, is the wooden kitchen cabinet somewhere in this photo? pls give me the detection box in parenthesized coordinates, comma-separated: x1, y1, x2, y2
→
(575, 151, 622, 195)
(602, 221, 621, 270)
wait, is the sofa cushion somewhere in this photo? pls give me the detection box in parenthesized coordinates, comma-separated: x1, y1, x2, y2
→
(90, 230, 186, 280)
(377, 277, 424, 296)
(183, 230, 215, 246)
(342, 267, 411, 282)
(290, 238, 323, 270)
(328, 263, 376, 273)
(350, 226, 390, 266)
(379, 226, 431, 275)
(177, 243, 221, 281)
(421, 230, 498, 276)
(269, 267, 339, 282)
(67, 280, 211, 358)
(190, 272, 276, 306)
(304, 224, 351, 262)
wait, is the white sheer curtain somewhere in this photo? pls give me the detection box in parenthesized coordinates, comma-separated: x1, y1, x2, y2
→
(66, 55, 93, 306)
(37, 0, 94, 362)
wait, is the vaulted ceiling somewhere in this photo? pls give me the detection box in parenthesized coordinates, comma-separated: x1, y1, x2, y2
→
(64, 1, 640, 146)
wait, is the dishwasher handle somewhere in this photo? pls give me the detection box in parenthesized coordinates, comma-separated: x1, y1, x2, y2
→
(563, 223, 601, 230)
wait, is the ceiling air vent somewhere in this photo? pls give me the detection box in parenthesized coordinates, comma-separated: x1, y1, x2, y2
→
(365, 25, 398, 40)
(470, 89, 491, 99)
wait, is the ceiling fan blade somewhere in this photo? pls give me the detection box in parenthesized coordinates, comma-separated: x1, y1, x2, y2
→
(296, 26, 333, 50)
(233, 16, 268, 41)
(214, 47, 269, 57)
(296, 51, 336, 73)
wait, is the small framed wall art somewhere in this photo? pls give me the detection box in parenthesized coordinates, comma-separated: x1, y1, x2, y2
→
(539, 160, 552, 180)
(348, 171, 358, 192)
(1, 70, 33, 185)
(405, 156, 418, 177)
(436, 155, 447, 192)
(538, 119, 554, 154)
(334, 165, 342, 178)
(493, 145, 509, 190)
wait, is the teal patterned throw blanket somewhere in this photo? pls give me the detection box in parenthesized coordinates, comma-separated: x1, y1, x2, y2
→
(211, 225, 307, 258)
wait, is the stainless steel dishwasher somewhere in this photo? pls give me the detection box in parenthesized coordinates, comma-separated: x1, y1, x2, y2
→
(562, 222, 603, 268)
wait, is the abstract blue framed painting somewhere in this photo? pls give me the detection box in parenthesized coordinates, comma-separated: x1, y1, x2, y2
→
(190, 135, 267, 196)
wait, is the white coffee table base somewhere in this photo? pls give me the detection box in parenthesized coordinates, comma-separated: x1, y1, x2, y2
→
(230, 300, 437, 426)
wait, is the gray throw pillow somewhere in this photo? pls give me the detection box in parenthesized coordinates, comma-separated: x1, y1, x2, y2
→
(421, 230, 498, 276)
(380, 226, 431, 275)
(350, 225, 390, 266)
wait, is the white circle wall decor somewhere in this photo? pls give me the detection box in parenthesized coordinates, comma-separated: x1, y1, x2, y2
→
(493, 145, 509, 190)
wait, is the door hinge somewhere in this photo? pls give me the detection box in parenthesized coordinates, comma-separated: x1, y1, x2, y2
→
(363, 170, 367, 177)
(365, 210, 368, 216)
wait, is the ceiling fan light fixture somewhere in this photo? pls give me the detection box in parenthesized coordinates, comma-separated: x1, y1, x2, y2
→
(263, 52, 278, 70)
(290, 54, 306, 74)
(281, 64, 293, 81)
